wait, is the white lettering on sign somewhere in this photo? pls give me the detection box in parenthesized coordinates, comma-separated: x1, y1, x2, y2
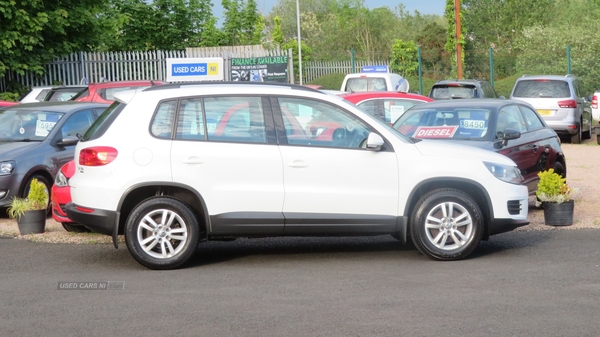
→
(413, 126, 458, 139)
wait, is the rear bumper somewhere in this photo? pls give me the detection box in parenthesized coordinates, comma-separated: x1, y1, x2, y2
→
(65, 203, 117, 236)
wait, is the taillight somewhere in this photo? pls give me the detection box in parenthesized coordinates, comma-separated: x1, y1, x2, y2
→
(79, 147, 118, 166)
(557, 99, 577, 108)
(593, 95, 598, 109)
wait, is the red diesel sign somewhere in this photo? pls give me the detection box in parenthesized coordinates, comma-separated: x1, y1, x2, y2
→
(413, 126, 458, 139)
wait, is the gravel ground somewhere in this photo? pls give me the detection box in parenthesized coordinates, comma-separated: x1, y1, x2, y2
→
(1, 139, 598, 244)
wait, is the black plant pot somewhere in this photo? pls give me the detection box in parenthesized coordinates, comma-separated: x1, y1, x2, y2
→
(17, 210, 47, 235)
(543, 200, 574, 226)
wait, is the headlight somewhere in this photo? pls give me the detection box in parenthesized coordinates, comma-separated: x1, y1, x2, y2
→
(54, 169, 68, 187)
(0, 161, 15, 175)
(484, 161, 523, 184)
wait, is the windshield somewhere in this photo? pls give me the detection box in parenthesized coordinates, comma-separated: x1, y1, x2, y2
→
(0, 108, 64, 141)
(392, 106, 491, 140)
(430, 85, 477, 99)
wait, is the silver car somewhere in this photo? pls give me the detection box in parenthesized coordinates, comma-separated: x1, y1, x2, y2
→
(510, 74, 592, 144)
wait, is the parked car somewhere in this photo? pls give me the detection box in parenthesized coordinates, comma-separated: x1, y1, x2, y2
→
(44, 86, 88, 102)
(70, 80, 167, 104)
(342, 91, 433, 124)
(392, 99, 566, 194)
(510, 74, 592, 144)
(19, 86, 54, 103)
(340, 66, 410, 93)
(429, 79, 502, 100)
(51, 159, 90, 232)
(65, 82, 529, 270)
(0, 102, 109, 211)
(0, 100, 19, 108)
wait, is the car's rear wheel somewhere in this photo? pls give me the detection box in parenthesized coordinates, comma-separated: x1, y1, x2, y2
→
(61, 223, 91, 233)
(410, 188, 483, 261)
(125, 197, 199, 270)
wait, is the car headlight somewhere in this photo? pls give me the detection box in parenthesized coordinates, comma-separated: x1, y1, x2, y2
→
(54, 169, 68, 187)
(0, 161, 15, 175)
(484, 161, 523, 184)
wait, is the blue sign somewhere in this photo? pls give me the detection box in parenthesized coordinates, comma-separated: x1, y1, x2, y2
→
(171, 63, 208, 76)
(166, 57, 224, 82)
(361, 65, 389, 73)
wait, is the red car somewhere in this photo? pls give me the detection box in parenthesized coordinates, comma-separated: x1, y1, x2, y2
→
(71, 80, 167, 104)
(0, 100, 19, 107)
(341, 91, 433, 125)
(51, 160, 90, 232)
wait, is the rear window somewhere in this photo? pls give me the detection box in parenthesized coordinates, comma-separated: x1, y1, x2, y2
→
(512, 80, 570, 98)
(430, 85, 477, 99)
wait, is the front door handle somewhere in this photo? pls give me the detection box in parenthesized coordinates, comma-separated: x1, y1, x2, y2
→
(288, 160, 308, 168)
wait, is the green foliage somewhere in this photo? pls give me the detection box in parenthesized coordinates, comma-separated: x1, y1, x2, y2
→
(0, 0, 110, 77)
(283, 39, 312, 83)
(536, 169, 575, 204)
(390, 40, 419, 77)
(415, 22, 450, 79)
(307, 73, 346, 90)
(405, 76, 438, 96)
(7, 178, 48, 220)
(444, 0, 466, 78)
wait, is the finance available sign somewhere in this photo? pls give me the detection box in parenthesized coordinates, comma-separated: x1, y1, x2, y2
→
(166, 57, 224, 82)
(230, 56, 288, 83)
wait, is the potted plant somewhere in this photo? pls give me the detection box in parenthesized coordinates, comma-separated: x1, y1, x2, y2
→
(7, 178, 48, 235)
(535, 168, 578, 226)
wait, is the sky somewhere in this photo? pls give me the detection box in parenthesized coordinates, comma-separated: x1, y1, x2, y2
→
(213, 0, 447, 21)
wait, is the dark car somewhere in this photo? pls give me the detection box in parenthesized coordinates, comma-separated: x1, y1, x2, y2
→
(392, 99, 565, 194)
(0, 102, 109, 210)
(429, 79, 502, 100)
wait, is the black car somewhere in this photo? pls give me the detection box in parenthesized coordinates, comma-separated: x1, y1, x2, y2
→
(0, 102, 109, 209)
(429, 79, 502, 100)
(392, 99, 565, 194)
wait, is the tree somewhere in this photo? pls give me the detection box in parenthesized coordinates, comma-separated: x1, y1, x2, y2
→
(0, 0, 110, 77)
(389, 39, 418, 76)
(415, 22, 449, 78)
(221, 0, 262, 46)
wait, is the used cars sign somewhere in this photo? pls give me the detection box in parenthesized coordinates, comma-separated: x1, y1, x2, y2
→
(166, 57, 224, 82)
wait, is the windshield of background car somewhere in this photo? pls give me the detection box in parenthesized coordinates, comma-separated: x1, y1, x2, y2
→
(345, 78, 387, 92)
(512, 80, 570, 98)
(392, 107, 491, 140)
(0, 108, 64, 141)
(82, 101, 124, 141)
(70, 88, 90, 101)
(46, 89, 84, 102)
(430, 85, 477, 99)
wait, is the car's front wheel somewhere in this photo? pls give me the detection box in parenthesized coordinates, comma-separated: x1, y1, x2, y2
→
(410, 188, 483, 261)
(125, 197, 200, 270)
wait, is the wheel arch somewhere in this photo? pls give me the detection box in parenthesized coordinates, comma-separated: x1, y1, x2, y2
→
(116, 182, 210, 240)
(20, 169, 53, 197)
(404, 177, 493, 240)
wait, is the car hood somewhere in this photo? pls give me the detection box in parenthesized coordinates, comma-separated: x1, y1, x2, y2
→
(413, 139, 515, 166)
(0, 141, 41, 158)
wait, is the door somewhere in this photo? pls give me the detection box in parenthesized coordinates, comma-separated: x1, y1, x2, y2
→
(274, 96, 400, 235)
(170, 96, 285, 235)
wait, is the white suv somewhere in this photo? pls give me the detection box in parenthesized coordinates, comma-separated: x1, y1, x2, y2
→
(66, 82, 529, 269)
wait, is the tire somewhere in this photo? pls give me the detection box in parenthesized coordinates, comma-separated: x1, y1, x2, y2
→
(553, 161, 566, 178)
(583, 126, 591, 140)
(410, 188, 483, 261)
(571, 124, 582, 144)
(125, 197, 199, 270)
(24, 175, 51, 213)
(61, 223, 91, 233)
(597, 133, 600, 145)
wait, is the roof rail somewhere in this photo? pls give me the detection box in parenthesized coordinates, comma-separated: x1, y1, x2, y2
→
(143, 81, 319, 92)
(565, 74, 575, 77)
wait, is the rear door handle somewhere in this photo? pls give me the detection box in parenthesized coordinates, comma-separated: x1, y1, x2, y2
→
(182, 158, 204, 164)
(288, 160, 308, 168)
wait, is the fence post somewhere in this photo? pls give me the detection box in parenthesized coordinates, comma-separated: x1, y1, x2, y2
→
(489, 47, 494, 88)
(567, 45, 571, 75)
(418, 46, 423, 95)
(351, 49, 355, 73)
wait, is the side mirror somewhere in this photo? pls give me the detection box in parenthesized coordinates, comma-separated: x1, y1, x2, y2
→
(501, 128, 521, 147)
(365, 132, 384, 151)
(57, 135, 79, 147)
